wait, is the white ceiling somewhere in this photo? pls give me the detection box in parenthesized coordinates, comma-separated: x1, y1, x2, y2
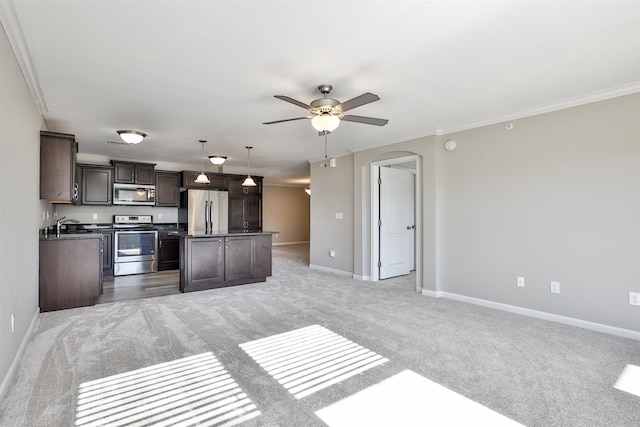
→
(2, 0, 639, 185)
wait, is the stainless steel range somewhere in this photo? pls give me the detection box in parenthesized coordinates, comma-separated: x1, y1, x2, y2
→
(113, 215, 158, 276)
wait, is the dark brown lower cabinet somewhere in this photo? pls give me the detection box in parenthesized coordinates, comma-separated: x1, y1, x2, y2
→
(158, 232, 180, 271)
(102, 231, 114, 277)
(179, 234, 272, 292)
(39, 237, 102, 312)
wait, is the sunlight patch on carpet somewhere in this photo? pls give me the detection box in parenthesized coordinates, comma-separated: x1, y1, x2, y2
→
(240, 324, 388, 399)
(315, 369, 524, 426)
(614, 364, 640, 398)
(75, 352, 260, 426)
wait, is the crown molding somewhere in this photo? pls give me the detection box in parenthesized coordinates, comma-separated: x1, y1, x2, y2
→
(349, 83, 640, 153)
(437, 82, 640, 136)
(0, 0, 47, 114)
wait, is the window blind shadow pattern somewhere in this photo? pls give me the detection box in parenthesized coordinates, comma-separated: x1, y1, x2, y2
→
(240, 325, 388, 399)
(75, 352, 260, 426)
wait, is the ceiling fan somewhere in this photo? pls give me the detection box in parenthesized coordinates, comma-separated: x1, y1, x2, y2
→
(263, 84, 388, 134)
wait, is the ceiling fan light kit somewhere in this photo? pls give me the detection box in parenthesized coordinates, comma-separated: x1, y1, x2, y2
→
(117, 130, 146, 144)
(311, 114, 340, 132)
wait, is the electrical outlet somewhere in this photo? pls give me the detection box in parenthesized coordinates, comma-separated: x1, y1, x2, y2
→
(329, 250, 336, 258)
(11, 314, 15, 333)
(630, 292, 640, 306)
(550, 281, 560, 294)
(158, 213, 163, 220)
(517, 276, 525, 287)
(92, 213, 98, 220)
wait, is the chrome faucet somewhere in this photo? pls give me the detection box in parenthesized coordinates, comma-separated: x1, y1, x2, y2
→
(56, 217, 80, 236)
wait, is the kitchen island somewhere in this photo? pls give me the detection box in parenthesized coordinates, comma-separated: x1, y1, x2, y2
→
(172, 231, 274, 292)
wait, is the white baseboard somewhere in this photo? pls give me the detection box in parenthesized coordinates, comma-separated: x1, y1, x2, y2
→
(309, 264, 354, 277)
(0, 307, 40, 401)
(422, 290, 640, 341)
(272, 241, 310, 246)
(353, 274, 371, 281)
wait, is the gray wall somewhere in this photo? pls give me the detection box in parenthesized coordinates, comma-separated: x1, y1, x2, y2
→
(0, 24, 44, 396)
(262, 185, 310, 245)
(310, 155, 354, 274)
(310, 93, 640, 332)
(438, 94, 639, 331)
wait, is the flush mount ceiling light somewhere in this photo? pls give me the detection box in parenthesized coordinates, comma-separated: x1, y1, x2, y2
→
(208, 155, 227, 165)
(116, 130, 146, 144)
(194, 140, 211, 184)
(242, 146, 257, 187)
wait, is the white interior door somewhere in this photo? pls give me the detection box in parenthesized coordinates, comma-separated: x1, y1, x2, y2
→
(379, 167, 412, 279)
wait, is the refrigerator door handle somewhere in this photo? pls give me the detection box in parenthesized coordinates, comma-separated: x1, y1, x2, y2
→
(204, 200, 209, 232)
(209, 200, 214, 230)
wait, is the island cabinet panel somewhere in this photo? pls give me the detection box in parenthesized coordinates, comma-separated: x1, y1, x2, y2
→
(180, 237, 224, 291)
(256, 234, 272, 278)
(179, 233, 272, 292)
(39, 238, 102, 312)
(225, 236, 256, 281)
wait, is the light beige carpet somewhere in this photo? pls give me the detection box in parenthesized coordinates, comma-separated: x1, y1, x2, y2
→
(0, 244, 639, 426)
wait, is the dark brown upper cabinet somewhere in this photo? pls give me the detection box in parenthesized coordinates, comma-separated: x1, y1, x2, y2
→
(111, 161, 155, 185)
(181, 171, 228, 190)
(227, 175, 262, 195)
(155, 171, 180, 207)
(78, 165, 113, 205)
(40, 131, 78, 203)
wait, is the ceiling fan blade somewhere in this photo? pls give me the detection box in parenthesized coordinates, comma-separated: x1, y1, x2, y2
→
(338, 92, 380, 112)
(274, 95, 312, 110)
(341, 115, 389, 126)
(263, 116, 310, 125)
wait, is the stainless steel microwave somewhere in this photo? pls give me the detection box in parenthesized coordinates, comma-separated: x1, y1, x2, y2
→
(113, 183, 155, 206)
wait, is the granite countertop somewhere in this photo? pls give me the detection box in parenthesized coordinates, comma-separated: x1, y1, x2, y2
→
(40, 232, 104, 241)
(171, 230, 278, 238)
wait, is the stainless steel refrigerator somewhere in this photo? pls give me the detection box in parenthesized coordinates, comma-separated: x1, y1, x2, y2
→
(179, 190, 229, 234)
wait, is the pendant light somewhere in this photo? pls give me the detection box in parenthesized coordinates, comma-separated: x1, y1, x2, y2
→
(194, 140, 211, 184)
(242, 146, 257, 187)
